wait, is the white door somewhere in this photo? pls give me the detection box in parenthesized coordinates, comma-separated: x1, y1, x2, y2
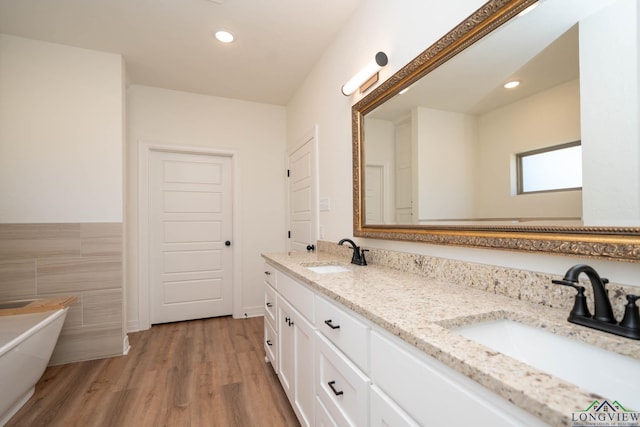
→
(288, 133, 318, 251)
(365, 165, 384, 224)
(150, 150, 233, 324)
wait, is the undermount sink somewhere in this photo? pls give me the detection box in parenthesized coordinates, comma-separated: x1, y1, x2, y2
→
(454, 319, 640, 410)
(305, 264, 350, 274)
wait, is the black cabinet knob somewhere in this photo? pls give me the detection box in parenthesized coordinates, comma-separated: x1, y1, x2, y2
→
(225, 240, 231, 246)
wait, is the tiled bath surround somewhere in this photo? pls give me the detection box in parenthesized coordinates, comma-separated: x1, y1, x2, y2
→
(317, 240, 635, 321)
(0, 223, 124, 364)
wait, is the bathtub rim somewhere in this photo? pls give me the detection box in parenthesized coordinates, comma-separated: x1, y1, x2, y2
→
(0, 308, 68, 358)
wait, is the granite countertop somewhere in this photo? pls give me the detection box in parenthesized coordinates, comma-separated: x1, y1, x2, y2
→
(262, 251, 640, 427)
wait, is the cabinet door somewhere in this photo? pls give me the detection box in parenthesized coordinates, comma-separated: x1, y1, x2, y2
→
(278, 296, 295, 399)
(292, 306, 315, 427)
(370, 385, 419, 427)
(278, 296, 315, 427)
(316, 396, 339, 427)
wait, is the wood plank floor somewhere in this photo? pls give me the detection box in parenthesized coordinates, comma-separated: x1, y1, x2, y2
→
(7, 316, 300, 427)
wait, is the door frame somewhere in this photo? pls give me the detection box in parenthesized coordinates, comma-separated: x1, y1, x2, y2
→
(138, 142, 242, 330)
(286, 126, 319, 251)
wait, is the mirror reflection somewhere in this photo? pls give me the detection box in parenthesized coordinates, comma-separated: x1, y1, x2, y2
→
(363, 0, 639, 228)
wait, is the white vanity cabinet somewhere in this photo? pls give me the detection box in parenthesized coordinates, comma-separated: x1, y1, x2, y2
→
(264, 283, 278, 370)
(315, 332, 370, 426)
(263, 266, 278, 370)
(263, 260, 548, 427)
(314, 294, 371, 427)
(269, 267, 316, 427)
(370, 385, 420, 427)
(314, 295, 370, 372)
(370, 329, 549, 427)
(316, 396, 339, 427)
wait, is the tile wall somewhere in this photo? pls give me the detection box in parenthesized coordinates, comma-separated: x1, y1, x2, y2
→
(0, 223, 124, 364)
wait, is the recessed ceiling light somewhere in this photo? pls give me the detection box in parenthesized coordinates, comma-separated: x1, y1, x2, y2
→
(504, 80, 521, 89)
(214, 30, 235, 43)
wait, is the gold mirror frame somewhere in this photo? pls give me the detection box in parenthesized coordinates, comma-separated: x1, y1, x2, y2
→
(352, 0, 640, 262)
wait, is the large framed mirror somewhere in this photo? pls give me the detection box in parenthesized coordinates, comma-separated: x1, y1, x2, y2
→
(353, 0, 640, 261)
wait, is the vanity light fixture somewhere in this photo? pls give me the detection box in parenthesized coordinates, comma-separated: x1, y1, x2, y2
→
(214, 30, 235, 43)
(504, 80, 521, 89)
(341, 52, 388, 96)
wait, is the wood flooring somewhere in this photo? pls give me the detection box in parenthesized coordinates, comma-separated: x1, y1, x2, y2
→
(7, 316, 299, 427)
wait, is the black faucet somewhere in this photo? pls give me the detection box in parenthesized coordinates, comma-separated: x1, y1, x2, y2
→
(338, 238, 368, 266)
(553, 264, 640, 340)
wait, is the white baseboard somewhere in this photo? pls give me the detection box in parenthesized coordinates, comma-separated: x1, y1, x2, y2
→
(234, 305, 263, 319)
(122, 334, 131, 355)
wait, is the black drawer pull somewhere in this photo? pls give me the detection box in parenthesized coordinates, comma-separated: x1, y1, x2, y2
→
(324, 319, 340, 330)
(328, 381, 344, 396)
(266, 340, 272, 346)
(264, 271, 271, 275)
(266, 302, 273, 308)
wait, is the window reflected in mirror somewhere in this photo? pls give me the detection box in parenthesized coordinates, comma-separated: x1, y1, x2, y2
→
(517, 141, 582, 194)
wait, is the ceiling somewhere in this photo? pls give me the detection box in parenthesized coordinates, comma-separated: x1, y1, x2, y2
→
(368, 0, 617, 122)
(0, 0, 363, 105)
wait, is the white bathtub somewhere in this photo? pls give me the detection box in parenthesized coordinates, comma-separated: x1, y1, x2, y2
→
(0, 308, 68, 426)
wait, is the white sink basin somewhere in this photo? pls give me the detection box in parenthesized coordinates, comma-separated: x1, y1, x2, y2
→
(305, 265, 350, 274)
(454, 319, 640, 410)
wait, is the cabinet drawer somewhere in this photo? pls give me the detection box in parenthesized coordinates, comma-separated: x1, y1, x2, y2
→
(264, 320, 278, 372)
(315, 396, 339, 427)
(278, 271, 313, 321)
(264, 284, 277, 330)
(370, 385, 419, 427)
(263, 262, 277, 287)
(370, 330, 548, 427)
(315, 332, 369, 427)
(315, 295, 369, 372)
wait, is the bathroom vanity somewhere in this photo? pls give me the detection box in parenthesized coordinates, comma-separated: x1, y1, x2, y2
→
(262, 251, 640, 427)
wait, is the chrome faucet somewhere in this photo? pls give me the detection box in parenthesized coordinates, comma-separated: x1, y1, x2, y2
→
(553, 264, 640, 340)
(338, 238, 368, 266)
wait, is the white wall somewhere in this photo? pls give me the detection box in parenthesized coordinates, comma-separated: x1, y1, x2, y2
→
(285, 0, 640, 288)
(475, 79, 582, 220)
(286, 0, 489, 241)
(126, 85, 287, 329)
(415, 106, 476, 220)
(0, 34, 124, 222)
(580, 0, 640, 226)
